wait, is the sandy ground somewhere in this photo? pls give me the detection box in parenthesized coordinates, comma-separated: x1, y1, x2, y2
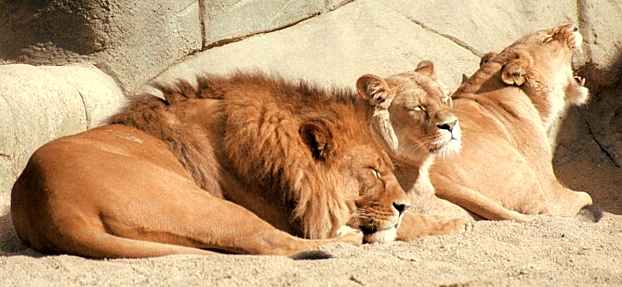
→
(1, 206, 621, 286)
(1, 115, 621, 286)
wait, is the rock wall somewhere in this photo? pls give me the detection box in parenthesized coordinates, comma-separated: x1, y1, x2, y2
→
(1, 0, 620, 207)
(0, 64, 125, 195)
(0, 1, 202, 92)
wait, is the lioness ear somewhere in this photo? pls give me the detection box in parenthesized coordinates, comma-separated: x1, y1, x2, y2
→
(356, 74, 393, 110)
(415, 60, 436, 80)
(501, 59, 528, 86)
(501, 51, 533, 86)
(480, 52, 497, 66)
(300, 121, 334, 161)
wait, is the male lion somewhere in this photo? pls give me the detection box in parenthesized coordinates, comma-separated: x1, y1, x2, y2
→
(11, 71, 461, 258)
(367, 24, 598, 221)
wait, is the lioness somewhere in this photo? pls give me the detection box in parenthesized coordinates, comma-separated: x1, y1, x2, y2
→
(356, 61, 468, 240)
(367, 24, 597, 221)
(357, 61, 473, 221)
(11, 71, 461, 258)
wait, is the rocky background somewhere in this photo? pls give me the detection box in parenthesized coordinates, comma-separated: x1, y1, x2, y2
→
(1, 1, 620, 286)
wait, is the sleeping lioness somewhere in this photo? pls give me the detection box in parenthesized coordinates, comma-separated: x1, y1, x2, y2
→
(368, 24, 598, 221)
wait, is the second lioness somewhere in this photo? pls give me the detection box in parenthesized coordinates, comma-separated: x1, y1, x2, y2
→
(361, 24, 597, 221)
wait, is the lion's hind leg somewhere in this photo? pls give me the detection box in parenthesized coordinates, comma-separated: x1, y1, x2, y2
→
(54, 226, 216, 258)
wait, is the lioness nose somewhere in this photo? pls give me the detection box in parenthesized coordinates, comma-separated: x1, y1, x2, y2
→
(437, 119, 458, 132)
(393, 202, 410, 215)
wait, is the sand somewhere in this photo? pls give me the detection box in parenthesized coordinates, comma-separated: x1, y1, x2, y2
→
(1, 206, 621, 286)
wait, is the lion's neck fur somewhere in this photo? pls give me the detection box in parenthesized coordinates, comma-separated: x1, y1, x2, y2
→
(111, 72, 380, 239)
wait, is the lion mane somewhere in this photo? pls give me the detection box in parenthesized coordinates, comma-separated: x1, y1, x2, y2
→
(110, 72, 388, 238)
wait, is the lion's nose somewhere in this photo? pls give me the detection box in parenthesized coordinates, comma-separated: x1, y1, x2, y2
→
(437, 119, 458, 132)
(392, 202, 410, 216)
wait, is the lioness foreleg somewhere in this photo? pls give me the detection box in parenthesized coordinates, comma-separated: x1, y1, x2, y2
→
(396, 211, 467, 241)
(433, 176, 531, 222)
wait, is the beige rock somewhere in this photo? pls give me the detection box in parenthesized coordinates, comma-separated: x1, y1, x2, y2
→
(203, 0, 353, 47)
(0, 64, 125, 195)
(204, 0, 323, 47)
(384, 0, 579, 56)
(578, 0, 622, 88)
(159, 0, 479, 93)
(0, 159, 11, 199)
(0, 65, 86, 187)
(0, 1, 202, 92)
(40, 65, 126, 128)
(0, 93, 13, 195)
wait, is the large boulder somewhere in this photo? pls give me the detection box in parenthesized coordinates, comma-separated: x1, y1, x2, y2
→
(0, 1, 202, 92)
(155, 0, 481, 92)
(578, 0, 622, 89)
(203, 0, 352, 47)
(0, 64, 125, 195)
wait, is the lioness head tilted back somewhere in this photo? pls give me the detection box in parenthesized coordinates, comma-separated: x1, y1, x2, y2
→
(356, 61, 461, 162)
(457, 23, 589, 129)
(218, 73, 410, 243)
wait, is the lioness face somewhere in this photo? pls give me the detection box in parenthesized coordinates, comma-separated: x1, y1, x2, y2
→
(357, 61, 462, 160)
(494, 23, 589, 109)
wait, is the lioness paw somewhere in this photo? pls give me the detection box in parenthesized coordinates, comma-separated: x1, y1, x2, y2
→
(567, 76, 590, 105)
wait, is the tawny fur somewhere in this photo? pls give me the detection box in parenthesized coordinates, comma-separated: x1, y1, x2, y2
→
(357, 61, 469, 238)
(386, 24, 596, 221)
(12, 71, 417, 258)
(111, 72, 401, 238)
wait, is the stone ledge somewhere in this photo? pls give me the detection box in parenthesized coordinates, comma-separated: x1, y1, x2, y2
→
(0, 1, 202, 93)
(0, 64, 125, 195)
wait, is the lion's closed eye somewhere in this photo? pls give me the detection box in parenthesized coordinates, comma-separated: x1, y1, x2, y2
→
(411, 105, 426, 112)
(370, 168, 381, 179)
(359, 167, 382, 193)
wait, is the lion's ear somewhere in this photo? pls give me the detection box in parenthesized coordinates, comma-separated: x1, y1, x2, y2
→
(300, 121, 334, 161)
(461, 74, 469, 84)
(356, 74, 393, 110)
(415, 60, 436, 80)
(501, 59, 528, 86)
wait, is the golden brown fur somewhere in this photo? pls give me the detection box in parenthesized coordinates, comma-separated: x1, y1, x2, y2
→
(357, 61, 468, 238)
(11, 71, 461, 258)
(385, 24, 598, 221)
